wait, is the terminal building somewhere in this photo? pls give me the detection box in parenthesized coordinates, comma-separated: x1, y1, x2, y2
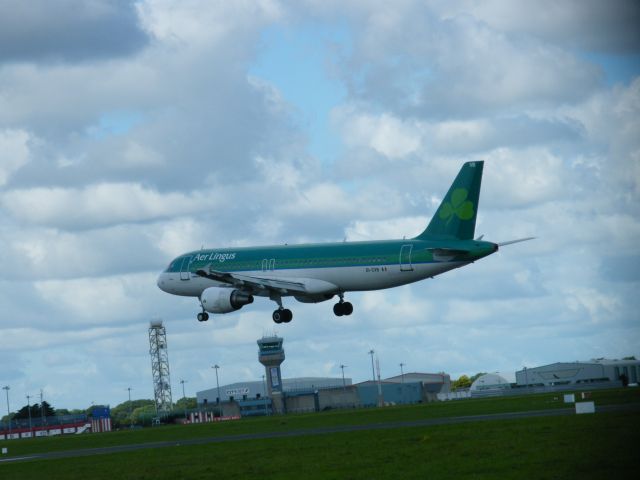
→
(196, 373, 449, 416)
(195, 334, 451, 417)
(197, 377, 351, 405)
(197, 376, 356, 416)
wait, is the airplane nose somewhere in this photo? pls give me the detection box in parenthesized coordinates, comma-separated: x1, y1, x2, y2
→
(157, 273, 166, 292)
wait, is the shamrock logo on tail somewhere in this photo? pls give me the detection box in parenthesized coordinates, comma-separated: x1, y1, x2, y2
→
(439, 188, 475, 225)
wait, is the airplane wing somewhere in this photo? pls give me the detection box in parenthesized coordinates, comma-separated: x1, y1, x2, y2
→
(195, 265, 318, 296)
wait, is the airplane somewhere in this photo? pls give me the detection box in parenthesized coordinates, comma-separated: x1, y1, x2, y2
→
(157, 161, 533, 324)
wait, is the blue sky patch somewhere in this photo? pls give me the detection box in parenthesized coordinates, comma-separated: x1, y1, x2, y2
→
(250, 22, 350, 163)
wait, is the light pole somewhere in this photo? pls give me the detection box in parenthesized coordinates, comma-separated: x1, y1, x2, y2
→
(40, 389, 45, 425)
(262, 374, 269, 416)
(212, 365, 221, 404)
(400, 363, 405, 383)
(127, 387, 132, 426)
(368, 350, 375, 382)
(3, 386, 10, 436)
(340, 364, 347, 390)
(180, 379, 187, 419)
(26, 394, 33, 435)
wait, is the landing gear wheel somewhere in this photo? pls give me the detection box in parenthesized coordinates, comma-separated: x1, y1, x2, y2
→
(333, 301, 353, 317)
(273, 308, 293, 324)
(197, 312, 209, 322)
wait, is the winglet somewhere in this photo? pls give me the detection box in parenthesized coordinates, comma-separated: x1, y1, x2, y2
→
(414, 161, 484, 240)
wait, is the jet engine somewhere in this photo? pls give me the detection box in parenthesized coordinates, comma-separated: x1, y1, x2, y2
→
(200, 287, 254, 313)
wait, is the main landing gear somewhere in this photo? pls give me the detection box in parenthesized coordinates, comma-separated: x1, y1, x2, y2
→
(333, 295, 353, 317)
(272, 308, 293, 324)
(271, 294, 293, 324)
(197, 311, 209, 322)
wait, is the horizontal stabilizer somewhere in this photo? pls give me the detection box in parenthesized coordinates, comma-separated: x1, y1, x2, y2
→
(497, 237, 535, 247)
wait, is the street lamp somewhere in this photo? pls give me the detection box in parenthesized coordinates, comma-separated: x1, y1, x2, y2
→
(26, 394, 33, 435)
(2, 386, 10, 436)
(39, 389, 45, 425)
(399, 363, 405, 383)
(212, 365, 221, 404)
(368, 350, 375, 382)
(261, 374, 269, 416)
(127, 387, 132, 426)
(340, 364, 347, 390)
(180, 379, 188, 420)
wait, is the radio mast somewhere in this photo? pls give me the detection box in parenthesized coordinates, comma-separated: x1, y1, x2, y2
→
(149, 320, 173, 415)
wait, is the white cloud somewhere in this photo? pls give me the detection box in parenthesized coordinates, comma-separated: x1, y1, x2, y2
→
(1, 183, 215, 229)
(345, 217, 426, 241)
(482, 147, 567, 207)
(454, 0, 640, 54)
(0, 128, 31, 186)
(333, 107, 423, 159)
(33, 273, 162, 325)
(138, 0, 283, 46)
(121, 141, 165, 168)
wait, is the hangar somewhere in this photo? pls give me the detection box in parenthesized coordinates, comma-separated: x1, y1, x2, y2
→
(516, 358, 640, 387)
(470, 372, 515, 397)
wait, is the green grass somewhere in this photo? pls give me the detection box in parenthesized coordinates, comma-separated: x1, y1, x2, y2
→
(1, 387, 638, 479)
(2, 411, 638, 479)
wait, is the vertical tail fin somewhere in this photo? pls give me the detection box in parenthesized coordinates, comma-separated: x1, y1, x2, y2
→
(414, 161, 484, 240)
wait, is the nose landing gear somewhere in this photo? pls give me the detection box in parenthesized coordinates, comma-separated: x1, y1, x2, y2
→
(197, 299, 209, 322)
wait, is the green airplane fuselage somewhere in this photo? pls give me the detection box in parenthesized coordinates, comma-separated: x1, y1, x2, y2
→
(160, 237, 498, 297)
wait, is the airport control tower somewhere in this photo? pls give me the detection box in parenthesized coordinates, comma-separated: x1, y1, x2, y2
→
(257, 335, 285, 413)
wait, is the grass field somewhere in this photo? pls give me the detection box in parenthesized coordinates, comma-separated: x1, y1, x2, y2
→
(1, 388, 639, 479)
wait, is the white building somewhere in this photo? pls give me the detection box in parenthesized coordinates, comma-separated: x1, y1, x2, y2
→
(470, 372, 516, 393)
(516, 359, 640, 387)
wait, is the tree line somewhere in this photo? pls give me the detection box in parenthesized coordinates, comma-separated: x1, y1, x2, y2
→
(2, 397, 198, 428)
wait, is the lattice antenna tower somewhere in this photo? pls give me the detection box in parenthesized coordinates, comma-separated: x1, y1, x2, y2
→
(149, 320, 173, 414)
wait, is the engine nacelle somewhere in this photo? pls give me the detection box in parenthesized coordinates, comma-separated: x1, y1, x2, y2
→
(201, 287, 254, 314)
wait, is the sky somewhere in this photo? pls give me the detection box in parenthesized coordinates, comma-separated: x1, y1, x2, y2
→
(0, 0, 639, 411)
